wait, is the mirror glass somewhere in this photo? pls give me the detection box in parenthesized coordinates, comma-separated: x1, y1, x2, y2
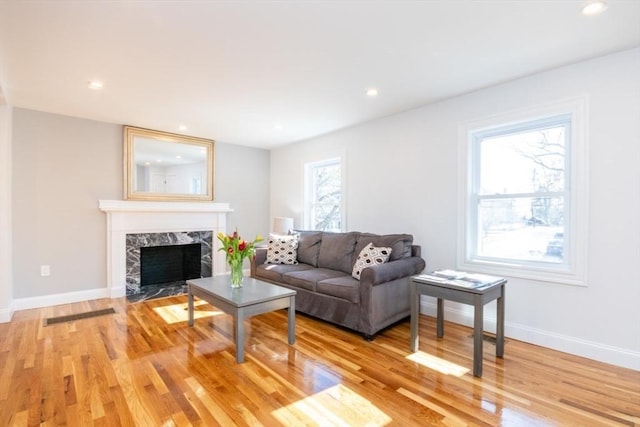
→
(124, 126, 214, 201)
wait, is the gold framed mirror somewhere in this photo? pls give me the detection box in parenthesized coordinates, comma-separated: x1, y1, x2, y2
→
(124, 126, 214, 201)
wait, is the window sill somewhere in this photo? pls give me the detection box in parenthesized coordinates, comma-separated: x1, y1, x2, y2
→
(458, 259, 587, 287)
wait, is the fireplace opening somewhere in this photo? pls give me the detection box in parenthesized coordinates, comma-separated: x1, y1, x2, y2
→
(140, 243, 202, 287)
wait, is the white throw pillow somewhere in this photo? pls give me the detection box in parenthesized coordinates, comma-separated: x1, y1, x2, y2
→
(352, 242, 392, 280)
(265, 233, 299, 265)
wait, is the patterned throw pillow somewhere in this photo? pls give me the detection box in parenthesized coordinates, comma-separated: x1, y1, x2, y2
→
(352, 242, 392, 280)
(265, 234, 299, 265)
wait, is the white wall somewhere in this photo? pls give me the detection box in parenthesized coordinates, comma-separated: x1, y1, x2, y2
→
(9, 109, 270, 310)
(270, 48, 640, 370)
(12, 110, 122, 303)
(0, 105, 13, 322)
(215, 142, 270, 243)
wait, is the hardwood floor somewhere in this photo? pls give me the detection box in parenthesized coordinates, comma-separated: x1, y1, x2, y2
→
(1, 296, 638, 426)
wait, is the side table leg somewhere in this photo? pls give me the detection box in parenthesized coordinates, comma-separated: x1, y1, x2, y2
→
(288, 296, 296, 345)
(187, 285, 194, 327)
(436, 298, 444, 338)
(410, 283, 419, 352)
(473, 295, 483, 377)
(496, 285, 505, 358)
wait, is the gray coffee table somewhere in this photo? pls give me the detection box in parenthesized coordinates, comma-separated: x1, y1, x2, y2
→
(187, 276, 296, 363)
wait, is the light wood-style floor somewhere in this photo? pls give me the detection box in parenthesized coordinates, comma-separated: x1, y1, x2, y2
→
(1, 295, 638, 426)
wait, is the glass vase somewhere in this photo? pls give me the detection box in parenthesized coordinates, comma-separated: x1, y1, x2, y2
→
(229, 258, 244, 288)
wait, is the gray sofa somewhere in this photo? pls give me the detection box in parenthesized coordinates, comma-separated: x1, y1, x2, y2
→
(250, 231, 426, 339)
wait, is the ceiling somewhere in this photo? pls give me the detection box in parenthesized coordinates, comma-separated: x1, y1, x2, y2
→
(0, 1, 638, 149)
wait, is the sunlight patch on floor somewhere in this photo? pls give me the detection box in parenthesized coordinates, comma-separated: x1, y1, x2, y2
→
(407, 351, 469, 377)
(152, 300, 222, 324)
(272, 384, 391, 426)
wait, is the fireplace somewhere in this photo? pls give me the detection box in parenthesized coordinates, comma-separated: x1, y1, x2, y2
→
(99, 200, 232, 298)
(125, 231, 212, 296)
(141, 244, 201, 287)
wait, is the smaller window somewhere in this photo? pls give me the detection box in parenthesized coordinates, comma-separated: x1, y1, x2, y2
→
(304, 158, 342, 232)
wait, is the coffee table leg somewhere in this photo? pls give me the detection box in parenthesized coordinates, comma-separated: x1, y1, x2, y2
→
(436, 298, 444, 338)
(235, 309, 244, 363)
(288, 296, 296, 345)
(410, 283, 419, 352)
(188, 285, 194, 327)
(473, 295, 483, 377)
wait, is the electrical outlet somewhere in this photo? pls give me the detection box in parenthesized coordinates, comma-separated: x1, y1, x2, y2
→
(40, 265, 50, 276)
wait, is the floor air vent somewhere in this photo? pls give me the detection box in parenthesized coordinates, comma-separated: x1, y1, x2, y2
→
(43, 307, 116, 326)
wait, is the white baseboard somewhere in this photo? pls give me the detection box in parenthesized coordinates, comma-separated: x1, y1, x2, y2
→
(420, 301, 640, 371)
(13, 288, 110, 312)
(0, 303, 14, 323)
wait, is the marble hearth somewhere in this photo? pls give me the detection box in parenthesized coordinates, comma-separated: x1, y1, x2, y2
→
(99, 200, 232, 298)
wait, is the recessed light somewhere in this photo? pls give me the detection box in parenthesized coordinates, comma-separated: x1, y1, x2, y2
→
(178, 125, 187, 131)
(88, 80, 103, 90)
(366, 88, 379, 97)
(582, 0, 608, 15)
(274, 124, 284, 131)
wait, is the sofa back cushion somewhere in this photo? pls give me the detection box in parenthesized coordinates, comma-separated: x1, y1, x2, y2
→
(317, 232, 359, 274)
(295, 230, 323, 267)
(354, 233, 413, 262)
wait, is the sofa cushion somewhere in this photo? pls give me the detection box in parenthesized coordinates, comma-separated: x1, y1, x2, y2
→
(317, 276, 360, 303)
(265, 233, 299, 265)
(354, 233, 413, 262)
(294, 230, 323, 267)
(282, 268, 348, 292)
(254, 263, 313, 283)
(351, 243, 392, 280)
(317, 232, 359, 274)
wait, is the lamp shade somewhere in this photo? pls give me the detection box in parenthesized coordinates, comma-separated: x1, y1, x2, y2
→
(272, 217, 294, 235)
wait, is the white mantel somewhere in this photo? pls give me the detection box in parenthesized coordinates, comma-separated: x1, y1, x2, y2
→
(99, 200, 233, 298)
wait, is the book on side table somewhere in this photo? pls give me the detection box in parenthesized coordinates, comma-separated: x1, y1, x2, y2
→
(414, 269, 504, 290)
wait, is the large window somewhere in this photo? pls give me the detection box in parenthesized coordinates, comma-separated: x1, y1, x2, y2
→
(459, 98, 587, 285)
(304, 158, 343, 232)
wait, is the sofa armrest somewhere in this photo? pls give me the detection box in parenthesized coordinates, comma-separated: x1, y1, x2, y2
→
(360, 256, 426, 286)
(250, 246, 268, 276)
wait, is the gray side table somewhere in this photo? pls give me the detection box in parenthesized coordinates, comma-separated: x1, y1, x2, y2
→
(410, 274, 506, 377)
(187, 276, 296, 363)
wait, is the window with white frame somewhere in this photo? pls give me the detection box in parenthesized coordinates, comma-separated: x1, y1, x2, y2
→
(459, 98, 588, 285)
(304, 158, 343, 232)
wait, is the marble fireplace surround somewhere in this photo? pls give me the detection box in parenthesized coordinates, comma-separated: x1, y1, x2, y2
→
(125, 231, 211, 296)
(99, 200, 232, 298)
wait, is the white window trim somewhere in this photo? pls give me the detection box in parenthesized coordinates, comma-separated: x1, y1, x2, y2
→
(303, 156, 347, 232)
(457, 96, 589, 286)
